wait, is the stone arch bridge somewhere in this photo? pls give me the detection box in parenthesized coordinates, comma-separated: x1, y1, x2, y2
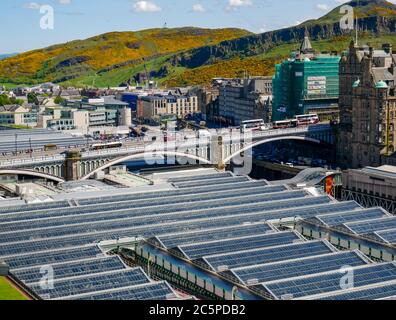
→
(0, 125, 334, 181)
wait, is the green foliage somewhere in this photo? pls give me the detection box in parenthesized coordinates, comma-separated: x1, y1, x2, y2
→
(54, 96, 65, 104)
(0, 94, 23, 106)
(0, 277, 28, 300)
(0, 94, 9, 106)
(0, 27, 251, 85)
(27, 92, 37, 103)
(14, 99, 24, 105)
(1, 124, 31, 129)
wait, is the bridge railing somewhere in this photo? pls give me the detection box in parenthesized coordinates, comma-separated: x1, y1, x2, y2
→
(0, 155, 66, 168)
(81, 138, 215, 159)
(82, 146, 147, 158)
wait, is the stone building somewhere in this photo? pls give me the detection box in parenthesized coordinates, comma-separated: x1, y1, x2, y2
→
(139, 95, 199, 122)
(217, 77, 273, 125)
(341, 165, 396, 214)
(337, 41, 396, 169)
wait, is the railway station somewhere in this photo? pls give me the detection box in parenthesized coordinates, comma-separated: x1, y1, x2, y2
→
(0, 168, 395, 300)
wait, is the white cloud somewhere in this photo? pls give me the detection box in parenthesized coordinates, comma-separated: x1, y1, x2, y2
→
(23, 0, 71, 10)
(133, 1, 161, 12)
(227, 0, 253, 10)
(23, 2, 41, 9)
(258, 26, 267, 33)
(317, 4, 329, 11)
(229, 0, 252, 6)
(192, 3, 206, 12)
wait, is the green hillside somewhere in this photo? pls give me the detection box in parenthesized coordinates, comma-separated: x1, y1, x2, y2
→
(0, 27, 251, 86)
(62, 33, 396, 88)
(1, 0, 396, 88)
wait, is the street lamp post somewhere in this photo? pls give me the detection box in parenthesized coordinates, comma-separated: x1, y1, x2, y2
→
(29, 137, 32, 158)
(14, 134, 18, 154)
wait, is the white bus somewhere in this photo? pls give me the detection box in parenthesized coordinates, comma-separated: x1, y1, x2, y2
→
(273, 119, 298, 129)
(240, 119, 267, 133)
(295, 114, 320, 126)
(91, 141, 123, 150)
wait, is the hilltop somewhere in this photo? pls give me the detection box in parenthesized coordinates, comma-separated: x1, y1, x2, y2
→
(1, 0, 396, 88)
(0, 27, 251, 86)
(160, 0, 396, 86)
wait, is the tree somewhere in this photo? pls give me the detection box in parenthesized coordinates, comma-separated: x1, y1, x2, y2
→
(13, 98, 24, 105)
(54, 96, 65, 105)
(0, 94, 9, 106)
(27, 92, 37, 104)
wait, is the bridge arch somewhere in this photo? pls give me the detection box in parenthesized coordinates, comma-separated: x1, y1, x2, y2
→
(81, 151, 211, 180)
(0, 169, 65, 183)
(223, 136, 322, 164)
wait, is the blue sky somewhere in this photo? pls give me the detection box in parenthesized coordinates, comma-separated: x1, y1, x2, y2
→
(0, 0, 372, 53)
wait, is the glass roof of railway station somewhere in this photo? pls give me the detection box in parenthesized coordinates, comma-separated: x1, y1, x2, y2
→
(0, 168, 395, 300)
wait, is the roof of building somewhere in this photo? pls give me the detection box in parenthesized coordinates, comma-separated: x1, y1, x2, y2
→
(375, 80, 389, 89)
(103, 96, 129, 106)
(258, 262, 396, 300)
(360, 165, 396, 179)
(59, 89, 81, 97)
(372, 68, 395, 82)
(0, 128, 86, 153)
(0, 169, 395, 300)
(0, 105, 26, 113)
(352, 79, 361, 88)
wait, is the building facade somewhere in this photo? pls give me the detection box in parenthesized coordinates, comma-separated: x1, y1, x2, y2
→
(139, 95, 199, 122)
(0, 105, 37, 127)
(341, 165, 396, 214)
(337, 42, 396, 168)
(272, 35, 340, 122)
(217, 77, 273, 125)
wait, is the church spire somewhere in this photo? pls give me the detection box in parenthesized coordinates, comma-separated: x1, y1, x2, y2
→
(300, 30, 314, 54)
